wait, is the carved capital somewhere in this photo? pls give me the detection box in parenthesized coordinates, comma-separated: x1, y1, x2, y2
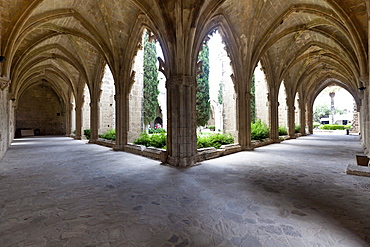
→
(166, 76, 196, 89)
(0, 77, 10, 90)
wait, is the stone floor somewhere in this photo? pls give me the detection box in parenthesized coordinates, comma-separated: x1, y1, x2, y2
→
(0, 134, 369, 247)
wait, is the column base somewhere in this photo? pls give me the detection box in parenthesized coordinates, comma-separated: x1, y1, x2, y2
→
(241, 144, 254, 151)
(167, 156, 197, 167)
(74, 136, 82, 140)
(113, 145, 124, 151)
(88, 139, 97, 144)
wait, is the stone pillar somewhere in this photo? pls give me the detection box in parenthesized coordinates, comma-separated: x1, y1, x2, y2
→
(89, 99, 100, 143)
(306, 103, 313, 134)
(237, 90, 253, 150)
(65, 103, 73, 137)
(113, 92, 129, 151)
(268, 91, 280, 142)
(75, 95, 84, 140)
(286, 96, 296, 138)
(298, 98, 307, 136)
(166, 75, 197, 167)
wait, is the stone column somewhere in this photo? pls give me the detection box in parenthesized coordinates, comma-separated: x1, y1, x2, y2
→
(236, 89, 253, 150)
(65, 103, 73, 137)
(89, 99, 100, 143)
(113, 92, 129, 151)
(74, 95, 84, 140)
(268, 91, 280, 142)
(306, 103, 313, 134)
(298, 98, 307, 136)
(166, 75, 197, 167)
(286, 96, 296, 139)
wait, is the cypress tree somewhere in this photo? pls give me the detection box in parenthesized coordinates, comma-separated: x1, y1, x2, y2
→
(196, 42, 211, 127)
(251, 73, 256, 123)
(143, 31, 159, 126)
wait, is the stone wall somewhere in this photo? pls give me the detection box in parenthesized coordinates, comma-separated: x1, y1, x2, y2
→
(0, 88, 10, 160)
(16, 83, 66, 135)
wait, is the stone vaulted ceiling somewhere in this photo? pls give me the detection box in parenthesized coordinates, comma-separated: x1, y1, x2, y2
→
(0, 0, 368, 105)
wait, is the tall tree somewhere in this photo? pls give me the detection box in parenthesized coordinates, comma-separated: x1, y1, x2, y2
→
(251, 73, 256, 123)
(196, 42, 211, 127)
(143, 31, 159, 127)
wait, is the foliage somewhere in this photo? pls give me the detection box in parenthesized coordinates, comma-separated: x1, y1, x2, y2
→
(218, 82, 223, 105)
(345, 124, 352, 129)
(313, 122, 321, 129)
(84, 129, 90, 139)
(278, 126, 288, 136)
(251, 119, 270, 141)
(313, 104, 330, 122)
(143, 31, 160, 126)
(99, 129, 116, 141)
(148, 128, 166, 134)
(251, 73, 256, 123)
(208, 125, 215, 131)
(320, 124, 346, 130)
(295, 125, 301, 133)
(134, 133, 167, 149)
(197, 133, 234, 149)
(196, 42, 211, 127)
(314, 104, 344, 122)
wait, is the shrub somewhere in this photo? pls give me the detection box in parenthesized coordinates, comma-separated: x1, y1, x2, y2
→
(208, 125, 216, 131)
(148, 128, 166, 134)
(84, 129, 91, 139)
(278, 126, 288, 136)
(320, 124, 346, 130)
(197, 133, 234, 149)
(345, 124, 352, 130)
(134, 133, 167, 149)
(99, 129, 116, 141)
(313, 123, 321, 129)
(251, 120, 269, 141)
(295, 125, 301, 133)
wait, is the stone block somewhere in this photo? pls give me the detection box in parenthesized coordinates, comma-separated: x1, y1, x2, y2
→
(220, 144, 242, 155)
(346, 164, 370, 177)
(197, 147, 222, 162)
(143, 147, 168, 162)
(125, 143, 146, 155)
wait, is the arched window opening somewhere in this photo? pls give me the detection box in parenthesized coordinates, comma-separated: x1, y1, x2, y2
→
(128, 29, 166, 145)
(254, 61, 269, 125)
(71, 94, 76, 134)
(313, 85, 357, 132)
(206, 30, 236, 139)
(253, 61, 270, 140)
(82, 84, 90, 138)
(278, 82, 288, 133)
(99, 65, 116, 136)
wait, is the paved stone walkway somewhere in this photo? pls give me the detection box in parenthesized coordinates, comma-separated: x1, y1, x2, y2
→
(0, 134, 369, 247)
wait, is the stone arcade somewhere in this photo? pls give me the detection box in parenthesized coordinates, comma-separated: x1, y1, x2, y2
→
(1, 1, 370, 246)
(2, 1, 369, 166)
